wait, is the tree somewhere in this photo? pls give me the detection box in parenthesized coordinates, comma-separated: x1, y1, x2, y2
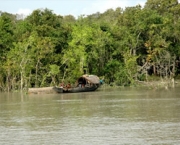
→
(0, 12, 15, 62)
(144, 0, 179, 15)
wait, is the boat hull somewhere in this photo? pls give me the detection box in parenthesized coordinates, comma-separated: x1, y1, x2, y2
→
(53, 85, 99, 93)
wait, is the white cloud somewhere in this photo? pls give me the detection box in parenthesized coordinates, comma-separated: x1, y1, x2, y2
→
(15, 8, 32, 19)
(81, 0, 146, 16)
(138, 1, 146, 8)
(17, 8, 32, 16)
(99, 0, 130, 11)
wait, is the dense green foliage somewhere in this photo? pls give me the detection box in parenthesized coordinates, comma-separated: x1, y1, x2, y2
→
(0, 0, 180, 91)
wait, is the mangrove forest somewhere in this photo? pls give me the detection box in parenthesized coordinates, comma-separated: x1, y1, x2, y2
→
(0, 0, 180, 92)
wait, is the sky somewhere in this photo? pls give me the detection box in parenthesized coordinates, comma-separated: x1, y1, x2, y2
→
(1, 0, 178, 18)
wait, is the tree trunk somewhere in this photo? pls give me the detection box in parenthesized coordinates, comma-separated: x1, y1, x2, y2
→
(35, 59, 40, 87)
(20, 71, 23, 91)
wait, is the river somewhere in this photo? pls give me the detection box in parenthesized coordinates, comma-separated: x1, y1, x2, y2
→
(0, 87, 180, 145)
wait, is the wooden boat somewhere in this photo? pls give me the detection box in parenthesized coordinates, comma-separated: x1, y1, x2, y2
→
(53, 74, 100, 93)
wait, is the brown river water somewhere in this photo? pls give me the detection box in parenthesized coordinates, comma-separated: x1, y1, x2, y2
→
(0, 87, 180, 145)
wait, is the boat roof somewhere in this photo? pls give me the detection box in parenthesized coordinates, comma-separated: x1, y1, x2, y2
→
(78, 74, 100, 84)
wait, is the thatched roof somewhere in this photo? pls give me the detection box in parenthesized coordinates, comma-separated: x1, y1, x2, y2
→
(78, 74, 100, 84)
